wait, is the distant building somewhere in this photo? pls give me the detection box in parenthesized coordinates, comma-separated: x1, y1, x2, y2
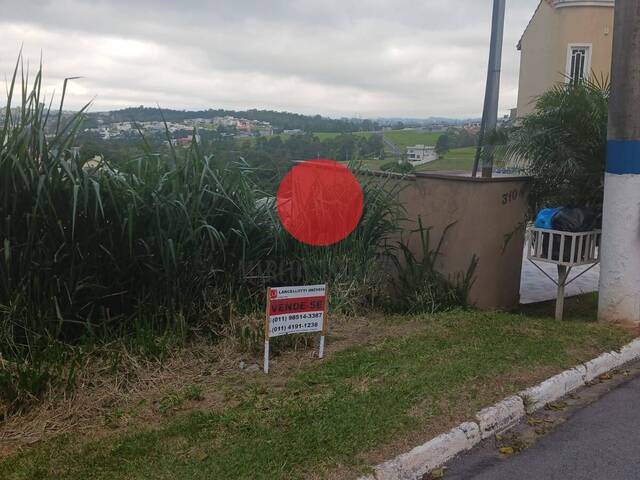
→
(406, 145, 438, 165)
(113, 122, 133, 132)
(516, 0, 614, 117)
(462, 122, 481, 133)
(283, 129, 304, 136)
(422, 124, 448, 133)
(257, 126, 274, 136)
(163, 134, 200, 147)
(497, 114, 513, 127)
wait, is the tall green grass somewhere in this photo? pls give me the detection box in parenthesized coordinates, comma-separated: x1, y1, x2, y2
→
(0, 58, 403, 365)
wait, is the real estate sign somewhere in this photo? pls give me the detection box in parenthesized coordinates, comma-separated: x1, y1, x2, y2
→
(264, 284, 327, 373)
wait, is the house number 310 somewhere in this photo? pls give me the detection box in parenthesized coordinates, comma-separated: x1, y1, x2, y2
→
(502, 189, 518, 205)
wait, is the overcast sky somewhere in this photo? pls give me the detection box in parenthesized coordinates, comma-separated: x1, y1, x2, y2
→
(0, 0, 540, 118)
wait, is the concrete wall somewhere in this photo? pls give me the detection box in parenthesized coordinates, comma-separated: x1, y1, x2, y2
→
(517, 1, 614, 117)
(396, 173, 530, 310)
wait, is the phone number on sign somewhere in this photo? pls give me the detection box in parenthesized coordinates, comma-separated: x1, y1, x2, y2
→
(270, 321, 321, 335)
(271, 312, 322, 323)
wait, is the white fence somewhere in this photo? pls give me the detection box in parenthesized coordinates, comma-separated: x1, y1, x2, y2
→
(527, 228, 601, 267)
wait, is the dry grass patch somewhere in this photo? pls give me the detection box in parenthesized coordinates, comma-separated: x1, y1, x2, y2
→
(0, 312, 430, 458)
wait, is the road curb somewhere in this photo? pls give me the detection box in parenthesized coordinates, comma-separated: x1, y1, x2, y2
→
(519, 365, 587, 413)
(583, 351, 622, 383)
(475, 395, 525, 439)
(618, 338, 640, 364)
(363, 422, 481, 480)
(359, 337, 640, 480)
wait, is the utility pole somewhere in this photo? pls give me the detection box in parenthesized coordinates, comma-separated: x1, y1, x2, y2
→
(472, 0, 505, 178)
(598, 1, 640, 325)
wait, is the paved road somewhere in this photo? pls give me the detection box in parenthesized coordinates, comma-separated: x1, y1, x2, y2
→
(446, 375, 640, 479)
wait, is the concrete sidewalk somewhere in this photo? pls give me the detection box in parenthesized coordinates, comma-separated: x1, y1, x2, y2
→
(519, 250, 600, 304)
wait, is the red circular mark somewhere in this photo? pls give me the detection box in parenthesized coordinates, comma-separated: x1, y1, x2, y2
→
(277, 160, 364, 247)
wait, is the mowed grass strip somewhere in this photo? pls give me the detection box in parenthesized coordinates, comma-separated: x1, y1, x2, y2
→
(417, 146, 476, 172)
(313, 131, 373, 141)
(1, 309, 631, 480)
(383, 130, 442, 149)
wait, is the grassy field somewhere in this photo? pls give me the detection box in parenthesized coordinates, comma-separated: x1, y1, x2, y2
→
(416, 146, 476, 172)
(348, 147, 475, 174)
(351, 158, 388, 171)
(313, 131, 373, 141)
(1, 302, 631, 480)
(383, 130, 442, 149)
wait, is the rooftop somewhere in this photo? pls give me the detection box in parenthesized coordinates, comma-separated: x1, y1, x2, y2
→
(549, 0, 613, 7)
(407, 144, 435, 150)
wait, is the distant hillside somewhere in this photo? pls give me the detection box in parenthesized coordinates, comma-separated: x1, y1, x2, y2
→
(375, 116, 481, 127)
(83, 107, 379, 133)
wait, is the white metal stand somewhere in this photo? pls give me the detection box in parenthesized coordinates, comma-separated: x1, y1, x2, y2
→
(526, 228, 601, 321)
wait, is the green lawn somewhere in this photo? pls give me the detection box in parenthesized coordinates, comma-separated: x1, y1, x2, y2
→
(313, 131, 373, 141)
(350, 147, 476, 174)
(352, 158, 388, 171)
(383, 130, 442, 150)
(417, 146, 476, 172)
(1, 307, 631, 480)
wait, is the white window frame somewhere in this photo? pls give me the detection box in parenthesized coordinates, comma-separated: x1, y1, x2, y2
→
(565, 43, 592, 83)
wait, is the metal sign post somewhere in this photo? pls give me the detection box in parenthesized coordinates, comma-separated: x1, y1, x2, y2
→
(264, 288, 272, 374)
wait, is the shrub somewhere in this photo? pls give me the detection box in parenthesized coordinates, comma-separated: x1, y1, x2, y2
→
(389, 219, 477, 314)
(380, 161, 414, 173)
(507, 78, 609, 212)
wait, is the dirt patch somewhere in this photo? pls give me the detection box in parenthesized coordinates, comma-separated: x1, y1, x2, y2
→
(0, 311, 432, 459)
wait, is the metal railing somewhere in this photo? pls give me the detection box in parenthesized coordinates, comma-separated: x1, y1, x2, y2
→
(526, 227, 601, 320)
(527, 228, 601, 267)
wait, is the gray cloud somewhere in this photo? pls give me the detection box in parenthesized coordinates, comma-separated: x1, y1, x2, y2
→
(0, 0, 539, 117)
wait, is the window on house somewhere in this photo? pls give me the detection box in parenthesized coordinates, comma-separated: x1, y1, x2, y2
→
(567, 45, 591, 83)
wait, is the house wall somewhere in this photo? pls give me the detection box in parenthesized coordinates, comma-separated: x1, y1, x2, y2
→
(556, 6, 613, 82)
(517, 1, 614, 117)
(517, 1, 560, 117)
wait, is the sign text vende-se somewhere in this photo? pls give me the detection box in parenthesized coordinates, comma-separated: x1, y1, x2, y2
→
(268, 285, 326, 337)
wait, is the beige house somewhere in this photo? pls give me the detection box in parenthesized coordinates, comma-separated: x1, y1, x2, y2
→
(516, 0, 614, 117)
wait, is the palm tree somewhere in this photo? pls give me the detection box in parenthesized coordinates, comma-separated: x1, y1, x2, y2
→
(507, 78, 609, 213)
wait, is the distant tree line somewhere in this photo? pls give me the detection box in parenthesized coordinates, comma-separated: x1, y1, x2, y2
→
(435, 129, 479, 156)
(77, 131, 384, 193)
(82, 107, 380, 133)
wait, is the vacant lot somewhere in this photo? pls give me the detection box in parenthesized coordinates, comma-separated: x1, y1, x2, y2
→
(383, 130, 442, 150)
(417, 146, 475, 173)
(1, 300, 631, 480)
(313, 131, 373, 141)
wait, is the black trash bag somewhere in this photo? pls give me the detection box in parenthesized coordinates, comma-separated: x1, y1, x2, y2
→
(538, 208, 601, 263)
(540, 232, 575, 263)
(552, 208, 601, 232)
